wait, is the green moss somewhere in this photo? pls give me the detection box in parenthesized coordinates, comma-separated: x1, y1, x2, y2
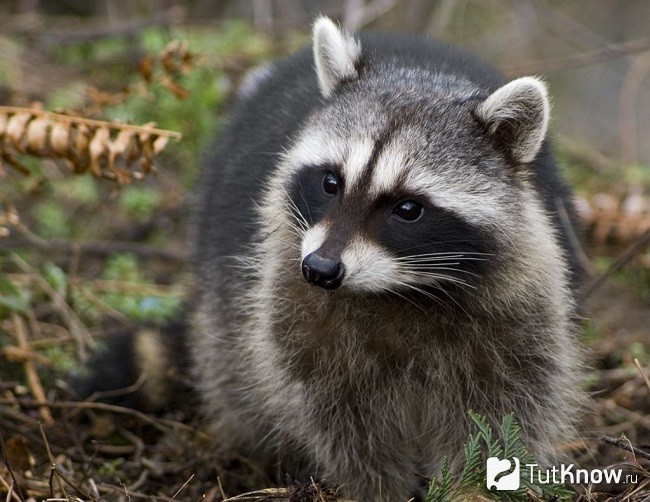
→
(33, 200, 72, 238)
(581, 318, 603, 345)
(43, 262, 68, 293)
(47, 80, 89, 111)
(629, 342, 649, 365)
(0, 274, 29, 315)
(53, 175, 100, 206)
(102, 253, 142, 282)
(118, 186, 162, 222)
(42, 345, 77, 373)
(98, 253, 182, 322)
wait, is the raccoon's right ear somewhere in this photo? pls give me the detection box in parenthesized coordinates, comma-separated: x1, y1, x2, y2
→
(313, 17, 362, 97)
(475, 76, 550, 164)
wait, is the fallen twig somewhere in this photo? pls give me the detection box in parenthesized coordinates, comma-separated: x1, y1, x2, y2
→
(11, 253, 93, 360)
(0, 431, 27, 502)
(601, 436, 650, 462)
(0, 398, 210, 439)
(11, 313, 53, 424)
(634, 358, 650, 393)
(170, 473, 195, 500)
(583, 228, 650, 297)
(0, 237, 187, 263)
(38, 422, 66, 498)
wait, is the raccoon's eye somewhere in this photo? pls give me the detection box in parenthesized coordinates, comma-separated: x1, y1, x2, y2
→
(393, 200, 424, 222)
(322, 171, 339, 195)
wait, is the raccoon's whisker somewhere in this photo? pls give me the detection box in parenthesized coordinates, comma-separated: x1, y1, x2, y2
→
(279, 241, 302, 253)
(414, 268, 476, 282)
(398, 265, 476, 289)
(281, 188, 310, 231)
(297, 187, 314, 225)
(282, 208, 309, 235)
(397, 257, 489, 265)
(399, 262, 470, 271)
(428, 282, 473, 317)
(276, 239, 303, 255)
(381, 286, 430, 313)
(287, 217, 308, 236)
(402, 261, 463, 267)
(404, 266, 481, 279)
(407, 272, 479, 311)
(279, 208, 308, 239)
(287, 208, 310, 233)
(396, 257, 487, 264)
(410, 268, 480, 280)
(410, 271, 476, 287)
(396, 282, 447, 308)
(399, 250, 489, 256)
(283, 219, 307, 238)
(396, 256, 464, 263)
(394, 241, 491, 254)
(395, 251, 491, 259)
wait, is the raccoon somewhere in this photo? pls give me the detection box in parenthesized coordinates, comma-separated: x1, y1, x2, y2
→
(84, 17, 585, 501)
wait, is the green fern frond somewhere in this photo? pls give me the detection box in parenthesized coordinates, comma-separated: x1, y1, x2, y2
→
(499, 413, 520, 460)
(425, 457, 453, 502)
(468, 410, 503, 459)
(425, 411, 577, 502)
(458, 433, 482, 485)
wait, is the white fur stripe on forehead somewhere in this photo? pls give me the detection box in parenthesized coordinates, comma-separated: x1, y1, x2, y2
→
(475, 77, 550, 164)
(370, 144, 502, 225)
(402, 169, 502, 224)
(313, 17, 362, 97)
(287, 132, 374, 190)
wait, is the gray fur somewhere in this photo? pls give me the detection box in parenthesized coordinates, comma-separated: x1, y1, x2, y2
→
(313, 16, 362, 97)
(188, 18, 584, 501)
(476, 76, 550, 163)
(237, 63, 274, 100)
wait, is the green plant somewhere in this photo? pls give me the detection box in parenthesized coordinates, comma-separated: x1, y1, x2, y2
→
(98, 253, 182, 322)
(0, 273, 29, 315)
(425, 411, 575, 501)
(118, 186, 162, 221)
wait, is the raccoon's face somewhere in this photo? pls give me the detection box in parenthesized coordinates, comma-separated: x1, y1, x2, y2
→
(276, 18, 550, 298)
(284, 99, 497, 295)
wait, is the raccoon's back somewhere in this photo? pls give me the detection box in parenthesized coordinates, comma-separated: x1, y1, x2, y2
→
(194, 50, 319, 280)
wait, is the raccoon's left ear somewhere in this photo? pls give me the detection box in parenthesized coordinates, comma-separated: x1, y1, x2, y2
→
(313, 17, 362, 97)
(475, 77, 550, 164)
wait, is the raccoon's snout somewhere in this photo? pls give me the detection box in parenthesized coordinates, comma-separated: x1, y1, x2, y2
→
(302, 253, 345, 290)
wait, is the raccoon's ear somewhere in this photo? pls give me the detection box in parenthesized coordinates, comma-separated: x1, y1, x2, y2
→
(475, 77, 550, 164)
(313, 17, 362, 97)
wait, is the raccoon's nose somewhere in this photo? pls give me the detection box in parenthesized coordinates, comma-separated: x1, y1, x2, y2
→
(301, 253, 345, 290)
